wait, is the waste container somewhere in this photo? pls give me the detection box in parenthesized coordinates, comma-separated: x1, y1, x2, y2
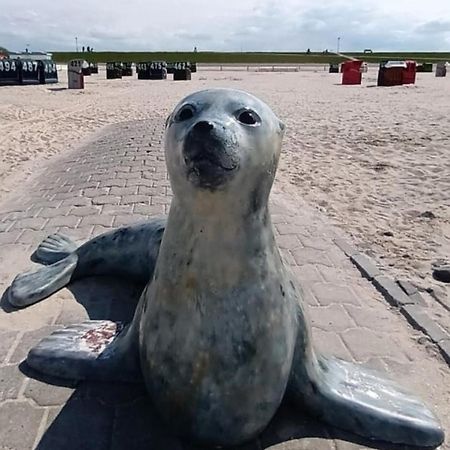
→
(82, 65, 92, 76)
(122, 62, 133, 76)
(68, 59, 85, 89)
(39, 60, 58, 84)
(106, 62, 123, 79)
(435, 62, 447, 77)
(21, 60, 41, 85)
(341, 60, 363, 85)
(416, 63, 433, 72)
(174, 68, 192, 80)
(190, 62, 197, 73)
(0, 59, 21, 85)
(329, 63, 339, 73)
(377, 61, 406, 86)
(89, 62, 99, 74)
(402, 60, 416, 84)
(137, 61, 167, 80)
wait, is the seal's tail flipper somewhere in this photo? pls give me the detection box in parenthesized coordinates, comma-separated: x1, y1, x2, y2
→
(27, 320, 141, 382)
(290, 355, 445, 448)
(33, 233, 78, 265)
(8, 254, 78, 308)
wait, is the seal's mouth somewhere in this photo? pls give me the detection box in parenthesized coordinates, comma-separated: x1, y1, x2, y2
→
(183, 127, 239, 190)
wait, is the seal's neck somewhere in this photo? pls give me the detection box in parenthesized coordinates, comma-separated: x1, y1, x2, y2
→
(154, 195, 278, 289)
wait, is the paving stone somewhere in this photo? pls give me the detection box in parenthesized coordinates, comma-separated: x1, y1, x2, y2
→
(120, 194, 150, 205)
(59, 196, 91, 207)
(343, 304, 397, 332)
(340, 328, 409, 363)
(39, 206, 72, 218)
(437, 339, 450, 365)
(292, 248, 333, 267)
(69, 206, 102, 217)
(47, 216, 80, 228)
(24, 377, 76, 406)
(298, 237, 332, 251)
(311, 328, 353, 360)
(0, 229, 22, 244)
(276, 234, 303, 250)
(92, 195, 121, 205)
(9, 326, 58, 364)
(0, 402, 44, 450)
(309, 304, 355, 332)
(350, 253, 381, 281)
(109, 186, 138, 196)
(276, 223, 301, 235)
(0, 364, 24, 401)
(102, 204, 133, 215)
(80, 215, 114, 227)
(36, 397, 113, 450)
(373, 275, 414, 307)
(113, 214, 149, 227)
(400, 304, 449, 343)
(14, 217, 48, 231)
(311, 283, 361, 306)
(0, 329, 19, 363)
(333, 238, 358, 257)
(291, 264, 323, 283)
(133, 204, 166, 215)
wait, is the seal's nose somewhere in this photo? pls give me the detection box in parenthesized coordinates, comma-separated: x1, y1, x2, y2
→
(193, 121, 214, 133)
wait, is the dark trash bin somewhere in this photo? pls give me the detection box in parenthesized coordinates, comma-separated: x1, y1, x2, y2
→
(435, 62, 447, 77)
(416, 63, 433, 73)
(137, 62, 167, 80)
(377, 61, 406, 86)
(39, 60, 58, 84)
(21, 60, 41, 85)
(329, 63, 340, 73)
(122, 62, 133, 76)
(341, 60, 363, 85)
(106, 62, 123, 79)
(82, 65, 91, 76)
(174, 68, 192, 80)
(0, 59, 22, 85)
(89, 62, 99, 74)
(190, 62, 197, 73)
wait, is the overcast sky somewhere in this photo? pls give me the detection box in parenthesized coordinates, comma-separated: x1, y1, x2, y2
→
(1, 0, 449, 52)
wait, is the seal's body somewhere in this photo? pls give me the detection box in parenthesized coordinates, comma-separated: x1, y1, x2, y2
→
(8, 89, 444, 448)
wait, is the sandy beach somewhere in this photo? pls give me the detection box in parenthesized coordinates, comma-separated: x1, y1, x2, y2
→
(1, 66, 449, 314)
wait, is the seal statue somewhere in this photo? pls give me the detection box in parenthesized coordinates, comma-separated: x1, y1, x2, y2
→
(8, 89, 444, 448)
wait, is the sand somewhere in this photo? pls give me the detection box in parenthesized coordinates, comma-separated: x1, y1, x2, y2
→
(0, 66, 449, 318)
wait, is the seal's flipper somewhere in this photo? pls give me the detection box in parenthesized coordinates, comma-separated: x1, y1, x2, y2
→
(8, 254, 78, 308)
(33, 233, 78, 265)
(289, 355, 444, 447)
(27, 320, 142, 382)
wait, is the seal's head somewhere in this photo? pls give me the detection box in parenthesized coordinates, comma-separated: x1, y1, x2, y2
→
(164, 88, 285, 210)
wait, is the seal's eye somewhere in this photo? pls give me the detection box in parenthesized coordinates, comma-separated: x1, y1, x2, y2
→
(175, 105, 195, 122)
(235, 109, 261, 126)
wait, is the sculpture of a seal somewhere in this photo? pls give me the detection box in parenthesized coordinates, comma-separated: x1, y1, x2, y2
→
(7, 89, 444, 448)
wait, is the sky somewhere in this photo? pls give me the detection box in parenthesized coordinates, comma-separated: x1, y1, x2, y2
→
(0, 0, 449, 52)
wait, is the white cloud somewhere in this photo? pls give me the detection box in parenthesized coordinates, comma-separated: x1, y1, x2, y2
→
(0, 0, 449, 52)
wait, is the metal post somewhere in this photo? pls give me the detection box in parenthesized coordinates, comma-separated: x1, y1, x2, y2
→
(337, 37, 341, 53)
(75, 37, 78, 52)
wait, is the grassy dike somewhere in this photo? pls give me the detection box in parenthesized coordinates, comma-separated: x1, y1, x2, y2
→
(50, 51, 450, 65)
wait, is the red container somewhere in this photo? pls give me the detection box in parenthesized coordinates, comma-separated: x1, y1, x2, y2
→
(342, 60, 363, 85)
(402, 60, 416, 84)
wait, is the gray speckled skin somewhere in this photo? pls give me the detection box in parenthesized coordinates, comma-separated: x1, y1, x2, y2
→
(11, 89, 445, 448)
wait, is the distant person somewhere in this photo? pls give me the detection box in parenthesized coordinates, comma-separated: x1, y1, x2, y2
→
(306, 48, 311, 54)
(194, 46, 197, 53)
(82, 46, 85, 52)
(87, 46, 90, 52)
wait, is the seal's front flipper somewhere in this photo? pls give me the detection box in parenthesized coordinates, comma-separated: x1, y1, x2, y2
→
(33, 233, 78, 265)
(27, 320, 142, 382)
(8, 254, 78, 308)
(289, 355, 444, 448)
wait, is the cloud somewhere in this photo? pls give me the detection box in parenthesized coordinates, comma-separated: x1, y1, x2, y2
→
(0, 0, 449, 52)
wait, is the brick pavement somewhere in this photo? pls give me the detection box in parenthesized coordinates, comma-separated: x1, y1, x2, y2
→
(0, 120, 449, 450)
